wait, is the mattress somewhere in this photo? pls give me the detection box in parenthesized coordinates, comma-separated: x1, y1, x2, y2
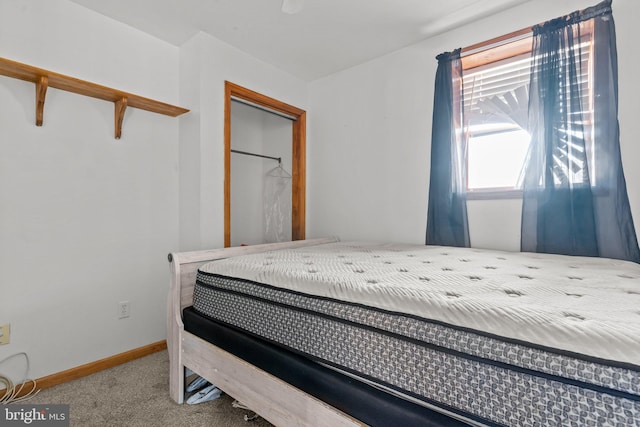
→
(183, 306, 467, 427)
(193, 241, 640, 426)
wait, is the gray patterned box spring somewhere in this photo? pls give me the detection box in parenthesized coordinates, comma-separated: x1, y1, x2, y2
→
(192, 241, 640, 426)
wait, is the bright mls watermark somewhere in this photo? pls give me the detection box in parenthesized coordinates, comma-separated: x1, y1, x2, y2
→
(1, 405, 69, 426)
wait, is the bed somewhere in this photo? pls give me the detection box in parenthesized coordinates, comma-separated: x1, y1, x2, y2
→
(167, 237, 640, 426)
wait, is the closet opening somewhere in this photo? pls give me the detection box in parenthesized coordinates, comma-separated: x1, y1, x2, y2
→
(224, 81, 306, 247)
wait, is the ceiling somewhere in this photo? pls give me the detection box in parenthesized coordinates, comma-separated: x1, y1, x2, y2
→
(70, 0, 531, 81)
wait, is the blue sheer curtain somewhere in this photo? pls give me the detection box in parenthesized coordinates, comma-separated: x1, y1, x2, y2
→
(426, 49, 470, 247)
(521, 0, 640, 262)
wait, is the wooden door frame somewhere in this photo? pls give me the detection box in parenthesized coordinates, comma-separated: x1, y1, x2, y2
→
(224, 81, 306, 247)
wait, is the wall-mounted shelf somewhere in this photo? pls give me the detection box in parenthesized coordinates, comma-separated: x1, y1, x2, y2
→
(0, 56, 189, 139)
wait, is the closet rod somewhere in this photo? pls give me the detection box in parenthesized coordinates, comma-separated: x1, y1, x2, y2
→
(231, 149, 281, 165)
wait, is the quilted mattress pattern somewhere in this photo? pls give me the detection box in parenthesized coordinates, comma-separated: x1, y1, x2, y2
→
(194, 241, 640, 426)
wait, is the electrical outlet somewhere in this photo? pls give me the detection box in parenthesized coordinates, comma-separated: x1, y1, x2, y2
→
(118, 301, 131, 319)
(0, 323, 10, 345)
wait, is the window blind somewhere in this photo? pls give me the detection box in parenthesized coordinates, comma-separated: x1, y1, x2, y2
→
(462, 39, 592, 129)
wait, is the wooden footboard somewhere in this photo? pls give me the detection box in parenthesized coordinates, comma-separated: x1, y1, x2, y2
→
(166, 237, 364, 426)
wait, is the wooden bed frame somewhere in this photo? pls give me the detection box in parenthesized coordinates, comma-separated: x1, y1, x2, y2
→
(167, 237, 366, 427)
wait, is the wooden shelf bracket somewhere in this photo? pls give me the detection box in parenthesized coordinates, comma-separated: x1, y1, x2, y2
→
(115, 96, 128, 139)
(0, 56, 189, 139)
(36, 75, 48, 126)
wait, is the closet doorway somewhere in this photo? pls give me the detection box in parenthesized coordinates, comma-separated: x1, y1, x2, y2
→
(224, 81, 306, 247)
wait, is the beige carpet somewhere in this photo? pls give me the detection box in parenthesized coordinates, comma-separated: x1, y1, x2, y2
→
(27, 350, 273, 427)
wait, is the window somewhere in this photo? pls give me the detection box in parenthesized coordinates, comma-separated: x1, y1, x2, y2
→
(461, 29, 594, 196)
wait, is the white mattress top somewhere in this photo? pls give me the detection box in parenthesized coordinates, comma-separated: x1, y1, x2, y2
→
(199, 241, 640, 366)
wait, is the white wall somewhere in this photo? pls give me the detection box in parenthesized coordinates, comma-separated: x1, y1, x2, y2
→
(307, 0, 640, 250)
(178, 32, 307, 251)
(307, 46, 432, 244)
(614, 0, 640, 248)
(0, 0, 180, 379)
